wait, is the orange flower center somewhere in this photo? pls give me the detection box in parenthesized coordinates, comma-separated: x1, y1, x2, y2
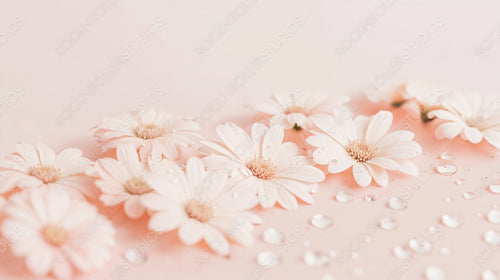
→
(125, 177, 153, 195)
(29, 165, 61, 184)
(42, 224, 69, 246)
(346, 139, 377, 162)
(246, 157, 277, 180)
(185, 200, 214, 223)
(134, 123, 165, 139)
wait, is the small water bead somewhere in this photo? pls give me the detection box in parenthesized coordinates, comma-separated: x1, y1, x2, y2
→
(304, 240, 311, 247)
(364, 194, 376, 202)
(393, 246, 411, 259)
(364, 236, 372, 243)
(379, 216, 398, 230)
(484, 230, 500, 246)
(303, 251, 330, 266)
(425, 266, 446, 280)
(123, 249, 147, 264)
(428, 225, 440, 234)
(257, 251, 281, 268)
(482, 270, 499, 280)
(440, 247, 451, 256)
(336, 191, 353, 203)
(440, 152, 455, 160)
(328, 250, 337, 258)
(487, 210, 500, 224)
(463, 192, 477, 200)
(409, 238, 432, 255)
(436, 160, 457, 176)
(388, 197, 407, 210)
(310, 214, 333, 230)
(455, 178, 467, 185)
(262, 228, 284, 244)
(351, 252, 360, 260)
(441, 213, 464, 228)
(445, 197, 453, 203)
(323, 274, 336, 280)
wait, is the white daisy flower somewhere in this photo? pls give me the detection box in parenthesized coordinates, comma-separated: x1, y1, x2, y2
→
(201, 122, 325, 209)
(0, 143, 95, 198)
(2, 188, 115, 279)
(254, 92, 350, 145)
(307, 111, 422, 187)
(93, 108, 201, 160)
(429, 92, 500, 149)
(403, 81, 448, 122)
(89, 143, 168, 219)
(141, 157, 261, 256)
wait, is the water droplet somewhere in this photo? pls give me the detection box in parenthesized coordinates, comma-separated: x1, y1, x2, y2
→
(441, 213, 464, 228)
(353, 267, 364, 276)
(310, 214, 333, 230)
(388, 197, 407, 210)
(463, 192, 476, 200)
(262, 228, 283, 244)
(440, 152, 454, 160)
(257, 251, 280, 268)
(304, 240, 311, 247)
(489, 184, 500, 194)
(308, 186, 318, 194)
(303, 251, 330, 266)
(440, 247, 451, 256)
(364, 194, 376, 202)
(482, 270, 499, 280)
(425, 266, 446, 280)
(428, 225, 440, 234)
(393, 246, 410, 259)
(124, 249, 147, 264)
(379, 216, 398, 230)
(323, 274, 336, 280)
(364, 236, 372, 243)
(351, 252, 360, 260)
(336, 191, 353, 203)
(484, 230, 500, 246)
(487, 210, 500, 224)
(436, 160, 457, 175)
(445, 197, 453, 203)
(409, 238, 432, 255)
(455, 178, 467, 185)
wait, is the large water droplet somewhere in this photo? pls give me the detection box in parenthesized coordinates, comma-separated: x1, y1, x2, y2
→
(388, 197, 407, 210)
(436, 160, 457, 175)
(262, 228, 284, 244)
(303, 251, 330, 266)
(379, 216, 398, 230)
(409, 238, 432, 255)
(425, 266, 446, 280)
(336, 191, 353, 203)
(484, 230, 500, 246)
(393, 246, 410, 259)
(487, 209, 500, 224)
(364, 194, 376, 202)
(310, 214, 333, 230)
(257, 251, 280, 268)
(482, 270, 499, 280)
(124, 249, 147, 264)
(441, 213, 464, 228)
(489, 184, 500, 194)
(463, 192, 476, 200)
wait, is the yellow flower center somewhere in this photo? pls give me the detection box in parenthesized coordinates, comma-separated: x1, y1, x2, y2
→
(42, 224, 69, 246)
(346, 139, 377, 162)
(29, 165, 61, 184)
(134, 123, 165, 139)
(246, 157, 277, 180)
(125, 177, 153, 195)
(185, 200, 214, 223)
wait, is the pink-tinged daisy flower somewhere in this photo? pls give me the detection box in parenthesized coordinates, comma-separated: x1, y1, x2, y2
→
(254, 92, 350, 145)
(93, 108, 201, 160)
(201, 122, 325, 209)
(90, 143, 167, 219)
(141, 157, 261, 256)
(0, 143, 95, 198)
(307, 111, 422, 187)
(429, 92, 500, 149)
(1, 188, 115, 279)
(403, 81, 447, 122)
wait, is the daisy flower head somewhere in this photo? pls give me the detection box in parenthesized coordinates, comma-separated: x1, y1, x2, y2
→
(141, 157, 262, 256)
(93, 108, 201, 161)
(90, 143, 169, 219)
(254, 91, 350, 145)
(403, 81, 448, 122)
(307, 111, 422, 187)
(428, 92, 500, 149)
(201, 122, 325, 209)
(0, 143, 95, 198)
(1, 188, 115, 279)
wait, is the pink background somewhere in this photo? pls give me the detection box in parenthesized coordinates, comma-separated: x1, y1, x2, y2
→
(0, 0, 499, 279)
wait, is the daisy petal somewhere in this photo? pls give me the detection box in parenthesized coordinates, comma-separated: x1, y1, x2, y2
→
(203, 225, 230, 256)
(178, 219, 204, 245)
(365, 111, 393, 143)
(353, 162, 372, 187)
(463, 127, 483, 143)
(365, 163, 389, 187)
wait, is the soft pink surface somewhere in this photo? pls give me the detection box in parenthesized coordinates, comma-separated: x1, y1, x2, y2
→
(1, 1, 500, 279)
